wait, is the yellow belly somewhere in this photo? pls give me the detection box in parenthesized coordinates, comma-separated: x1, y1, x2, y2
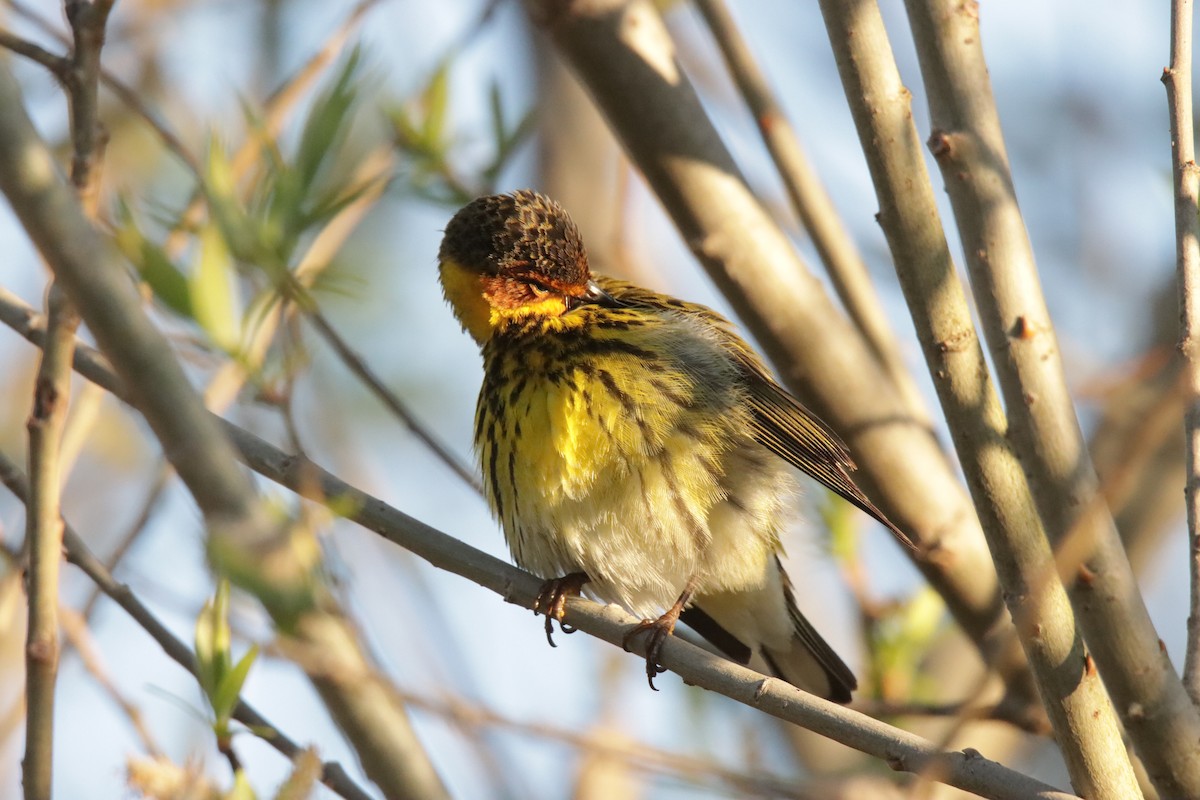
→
(477, 353, 791, 617)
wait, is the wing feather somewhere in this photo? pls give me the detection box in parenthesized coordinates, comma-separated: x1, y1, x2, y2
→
(593, 275, 916, 551)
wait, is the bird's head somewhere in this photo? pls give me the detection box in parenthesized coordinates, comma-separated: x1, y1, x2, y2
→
(438, 190, 617, 344)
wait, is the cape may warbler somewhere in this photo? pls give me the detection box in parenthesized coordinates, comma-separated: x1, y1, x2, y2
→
(439, 190, 911, 701)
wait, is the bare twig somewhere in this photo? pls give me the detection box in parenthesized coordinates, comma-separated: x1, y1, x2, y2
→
(6, 0, 199, 177)
(64, 0, 116, 209)
(816, 2, 1137, 796)
(22, 285, 79, 800)
(1165, 0, 1200, 707)
(0, 29, 70, 78)
(0, 450, 374, 800)
(904, 1, 1200, 795)
(521, 0, 1010, 669)
(0, 292, 1080, 800)
(693, 0, 927, 422)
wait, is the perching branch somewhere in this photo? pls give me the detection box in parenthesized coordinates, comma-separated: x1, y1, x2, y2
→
(0, 289, 1080, 800)
(521, 0, 1011, 676)
(1165, 0, 1200, 709)
(904, 1, 1200, 795)
(816, 2, 1138, 796)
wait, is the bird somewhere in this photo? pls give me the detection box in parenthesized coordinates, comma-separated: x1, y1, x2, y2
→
(437, 189, 914, 701)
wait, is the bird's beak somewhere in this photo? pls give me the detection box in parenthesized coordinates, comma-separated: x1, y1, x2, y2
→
(583, 279, 624, 308)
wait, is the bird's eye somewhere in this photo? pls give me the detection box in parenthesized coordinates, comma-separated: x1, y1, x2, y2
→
(527, 282, 551, 298)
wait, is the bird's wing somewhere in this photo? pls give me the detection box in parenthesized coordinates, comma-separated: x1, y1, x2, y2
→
(734, 349, 917, 552)
(592, 275, 916, 551)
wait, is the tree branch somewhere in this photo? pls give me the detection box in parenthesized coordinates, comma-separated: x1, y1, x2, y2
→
(816, 2, 1138, 796)
(904, 1, 1200, 795)
(0, 288, 1080, 800)
(1165, 0, 1200, 708)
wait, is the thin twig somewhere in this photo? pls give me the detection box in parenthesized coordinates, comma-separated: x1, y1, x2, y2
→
(64, 0, 116, 209)
(693, 0, 928, 423)
(22, 284, 79, 800)
(1165, 0, 1200, 707)
(0, 293, 1080, 800)
(816, 2, 1135, 796)
(5, 0, 201, 177)
(0, 452, 374, 800)
(0, 29, 70, 78)
(904, 1, 1200, 795)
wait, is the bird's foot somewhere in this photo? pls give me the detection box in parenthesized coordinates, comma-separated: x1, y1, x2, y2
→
(533, 572, 589, 647)
(623, 601, 688, 691)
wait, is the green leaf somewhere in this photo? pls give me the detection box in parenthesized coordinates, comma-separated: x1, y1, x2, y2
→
(213, 644, 259, 723)
(114, 201, 193, 318)
(421, 59, 450, 153)
(294, 49, 362, 196)
(195, 581, 234, 708)
(191, 223, 241, 351)
(226, 768, 257, 800)
(203, 137, 260, 264)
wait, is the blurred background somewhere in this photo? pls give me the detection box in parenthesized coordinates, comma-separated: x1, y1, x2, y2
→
(0, 0, 1187, 797)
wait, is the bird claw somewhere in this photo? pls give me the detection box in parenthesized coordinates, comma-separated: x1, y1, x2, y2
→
(623, 615, 678, 691)
(533, 572, 588, 647)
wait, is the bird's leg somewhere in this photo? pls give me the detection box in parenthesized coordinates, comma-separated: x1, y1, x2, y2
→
(533, 572, 589, 647)
(623, 577, 699, 690)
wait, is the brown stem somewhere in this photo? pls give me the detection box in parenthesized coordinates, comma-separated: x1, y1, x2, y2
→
(22, 285, 79, 800)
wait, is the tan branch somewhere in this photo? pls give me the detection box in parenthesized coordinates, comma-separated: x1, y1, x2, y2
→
(22, 285, 78, 800)
(816, 2, 1138, 796)
(904, 0, 1200, 795)
(1165, 0, 1200, 708)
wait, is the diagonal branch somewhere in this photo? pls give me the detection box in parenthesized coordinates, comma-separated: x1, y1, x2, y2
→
(0, 288, 1080, 800)
(904, 1, 1200, 795)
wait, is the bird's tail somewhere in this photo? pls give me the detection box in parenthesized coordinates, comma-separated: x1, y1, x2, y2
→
(685, 556, 855, 703)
